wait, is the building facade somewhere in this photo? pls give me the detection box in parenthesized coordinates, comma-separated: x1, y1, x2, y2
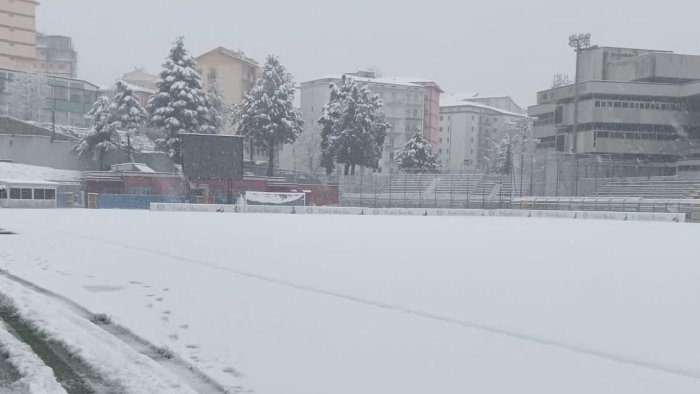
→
(284, 71, 438, 174)
(35, 34, 78, 78)
(196, 47, 259, 111)
(440, 94, 529, 173)
(528, 46, 700, 168)
(0, 0, 38, 72)
(0, 67, 99, 127)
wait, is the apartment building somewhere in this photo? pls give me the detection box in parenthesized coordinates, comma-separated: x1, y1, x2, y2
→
(35, 33, 78, 78)
(0, 0, 38, 72)
(528, 46, 700, 166)
(196, 47, 259, 110)
(283, 71, 440, 174)
(440, 94, 529, 173)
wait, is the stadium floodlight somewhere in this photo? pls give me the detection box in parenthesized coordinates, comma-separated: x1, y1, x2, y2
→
(569, 33, 592, 52)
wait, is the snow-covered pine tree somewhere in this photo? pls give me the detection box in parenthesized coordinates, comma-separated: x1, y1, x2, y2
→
(206, 83, 228, 134)
(319, 75, 390, 175)
(234, 55, 303, 176)
(75, 96, 120, 170)
(2, 72, 49, 121)
(395, 132, 441, 174)
(109, 80, 147, 161)
(147, 36, 211, 163)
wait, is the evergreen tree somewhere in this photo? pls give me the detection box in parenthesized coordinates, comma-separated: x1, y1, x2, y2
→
(319, 75, 390, 175)
(75, 96, 120, 170)
(395, 132, 441, 174)
(206, 83, 228, 134)
(110, 80, 147, 161)
(147, 36, 211, 163)
(234, 55, 303, 176)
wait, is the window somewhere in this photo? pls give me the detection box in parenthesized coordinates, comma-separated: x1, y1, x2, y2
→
(412, 109, 418, 117)
(595, 101, 601, 107)
(440, 116, 443, 121)
(208, 68, 217, 80)
(439, 149, 443, 154)
(439, 127, 443, 132)
(34, 189, 45, 200)
(45, 189, 56, 200)
(0, 188, 6, 199)
(9, 188, 20, 199)
(439, 138, 443, 143)
(21, 188, 32, 199)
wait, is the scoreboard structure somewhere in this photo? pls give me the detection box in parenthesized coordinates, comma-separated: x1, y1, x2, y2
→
(181, 133, 244, 180)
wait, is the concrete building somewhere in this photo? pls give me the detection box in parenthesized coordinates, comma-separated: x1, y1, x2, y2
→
(440, 94, 529, 173)
(121, 67, 157, 91)
(196, 47, 259, 110)
(35, 34, 78, 78)
(528, 46, 700, 171)
(284, 71, 440, 174)
(0, 0, 38, 72)
(0, 67, 99, 128)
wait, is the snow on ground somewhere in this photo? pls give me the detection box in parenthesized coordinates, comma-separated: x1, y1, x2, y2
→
(0, 274, 199, 394)
(1, 210, 700, 393)
(0, 320, 67, 394)
(0, 163, 82, 183)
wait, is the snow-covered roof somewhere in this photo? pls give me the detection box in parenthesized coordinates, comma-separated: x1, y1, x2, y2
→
(305, 75, 427, 88)
(0, 162, 82, 183)
(440, 94, 528, 117)
(0, 179, 61, 186)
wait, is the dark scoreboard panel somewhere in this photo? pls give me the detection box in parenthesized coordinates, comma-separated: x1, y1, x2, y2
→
(181, 133, 244, 179)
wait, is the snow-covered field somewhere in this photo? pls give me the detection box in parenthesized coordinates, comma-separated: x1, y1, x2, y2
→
(1, 209, 700, 393)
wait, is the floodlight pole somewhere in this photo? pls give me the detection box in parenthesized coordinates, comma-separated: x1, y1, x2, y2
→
(569, 33, 591, 196)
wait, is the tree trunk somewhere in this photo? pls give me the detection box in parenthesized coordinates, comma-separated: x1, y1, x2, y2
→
(344, 163, 350, 176)
(127, 134, 134, 162)
(351, 164, 356, 176)
(267, 140, 275, 177)
(249, 138, 254, 162)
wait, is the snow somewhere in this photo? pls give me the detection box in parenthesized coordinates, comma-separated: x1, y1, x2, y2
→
(0, 275, 199, 394)
(0, 163, 82, 183)
(244, 191, 305, 205)
(0, 320, 67, 394)
(1, 210, 700, 394)
(440, 93, 529, 117)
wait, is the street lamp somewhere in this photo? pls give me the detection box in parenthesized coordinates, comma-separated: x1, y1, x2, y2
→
(568, 33, 592, 155)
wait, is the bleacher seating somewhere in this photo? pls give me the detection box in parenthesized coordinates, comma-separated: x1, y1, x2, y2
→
(595, 177, 700, 199)
(434, 174, 483, 194)
(384, 174, 437, 194)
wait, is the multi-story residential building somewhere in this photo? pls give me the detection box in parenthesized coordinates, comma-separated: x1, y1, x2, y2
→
(283, 71, 440, 174)
(440, 94, 529, 173)
(0, 67, 98, 127)
(196, 47, 264, 162)
(35, 34, 78, 78)
(0, 0, 38, 72)
(528, 46, 700, 169)
(196, 47, 259, 111)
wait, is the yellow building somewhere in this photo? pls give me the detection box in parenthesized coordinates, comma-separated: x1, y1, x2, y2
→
(0, 0, 38, 72)
(195, 47, 259, 110)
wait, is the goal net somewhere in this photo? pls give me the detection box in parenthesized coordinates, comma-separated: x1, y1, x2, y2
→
(243, 191, 306, 206)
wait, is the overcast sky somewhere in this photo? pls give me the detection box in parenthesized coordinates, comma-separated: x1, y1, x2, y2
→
(37, 0, 700, 107)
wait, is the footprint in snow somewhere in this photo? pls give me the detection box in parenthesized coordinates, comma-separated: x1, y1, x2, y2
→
(162, 310, 171, 315)
(186, 344, 199, 350)
(222, 367, 244, 378)
(178, 324, 189, 330)
(155, 297, 163, 302)
(146, 303, 153, 308)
